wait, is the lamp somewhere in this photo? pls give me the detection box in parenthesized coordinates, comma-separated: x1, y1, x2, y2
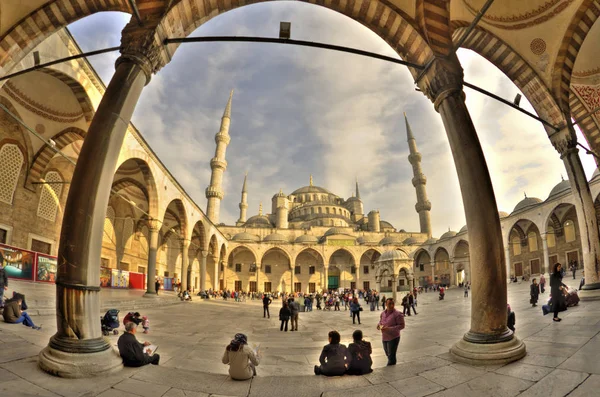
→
(279, 22, 291, 40)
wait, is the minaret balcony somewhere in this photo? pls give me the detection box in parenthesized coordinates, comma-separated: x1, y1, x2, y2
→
(239, 203, 248, 210)
(415, 201, 432, 212)
(206, 187, 224, 199)
(215, 133, 231, 145)
(210, 158, 228, 170)
(412, 174, 427, 186)
(408, 153, 422, 163)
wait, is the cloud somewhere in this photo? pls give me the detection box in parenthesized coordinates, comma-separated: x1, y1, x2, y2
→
(66, 4, 598, 237)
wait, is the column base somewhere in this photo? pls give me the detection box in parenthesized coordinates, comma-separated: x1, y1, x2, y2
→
(450, 335, 526, 366)
(39, 343, 123, 378)
(143, 291, 159, 298)
(578, 284, 600, 301)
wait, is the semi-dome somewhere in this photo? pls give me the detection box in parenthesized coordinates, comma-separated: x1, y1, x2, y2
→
(547, 179, 571, 200)
(357, 235, 379, 245)
(439, 230, 457, 240)
(378, 249, 409, 262)
(380, 235, 403, 246)
(263, 233, 289, 243)
(295, 234, 319, 244)
(380, 220, 395, 230)
(403, 237, 417, 245)
(232, 232, 260, 242)
(498, 211, 509, 218)
(245, 215, 273, 228)
(513, 196, 542, 213)
(459, 225, 467, 234)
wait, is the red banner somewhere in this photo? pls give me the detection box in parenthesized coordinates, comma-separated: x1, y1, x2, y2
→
(129, 272, 145, 290)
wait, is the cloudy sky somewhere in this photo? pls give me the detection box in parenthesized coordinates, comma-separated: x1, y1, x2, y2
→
(68, 3, 597, 237)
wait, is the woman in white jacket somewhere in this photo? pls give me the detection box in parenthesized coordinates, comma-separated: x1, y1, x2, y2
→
(222, 333, 259, 380)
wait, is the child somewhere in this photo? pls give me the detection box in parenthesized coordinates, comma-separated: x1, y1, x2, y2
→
(142, 316, 150, 334)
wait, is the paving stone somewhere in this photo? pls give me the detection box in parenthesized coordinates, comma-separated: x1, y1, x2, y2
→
(0, 366, 19, 383)
(112, 378, 171, 397)
(518, 369, 589, 397)
(558, 352, 600, 374)
(389, 375, 445, 397)
(494, 362, 554, 381)
(249, 374, 370, 397)
(161, 390, 209, 397)
(519, 352, 568, 368)
(419, 363, 485, 388)
(426, 373, 533, 397)
(566, 374, 600, 397)
(0, 378, 62, 396)
(322, 383, 404, 397)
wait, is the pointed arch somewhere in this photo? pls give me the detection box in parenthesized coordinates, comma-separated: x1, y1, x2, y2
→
(295, 247, 325, 266)
(27, 127, 86, 186)
(327, 248, 356, 266)
(37, 170, 64, 221)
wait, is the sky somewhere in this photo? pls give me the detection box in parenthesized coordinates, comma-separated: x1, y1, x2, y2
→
(67, 3, 597, 237)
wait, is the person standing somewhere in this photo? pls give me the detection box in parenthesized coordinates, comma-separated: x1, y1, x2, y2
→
(530, 278, 540, 307)
(289, 297, 300, 331)
(464, 284, 469, 298)
(0, 259, 7, 308)
(154, 279, 160, 295)
(579, 270, 585, 290)
(377, 298, 405, 366)
(350, 297, 362, 325)
(572, 262, 577, 279)
(401, 293, 410, 316)
(380, 294, 386, 310)
(408, 292, 418, 315)
(316, 294, 322, 310)
(262, 294, 272, 319)
(539, 274, 546, 294)
(374, 292, 380, 310)
(550, 263, 567, 322)
(279, 302, 291, 332)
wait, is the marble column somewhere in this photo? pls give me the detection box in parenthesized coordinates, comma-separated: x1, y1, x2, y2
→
(219, 258, 226, 291)
(552, 128, 600, 294)
(256, 262, 261, 293)
(375, 276, 382, 295)
(430, 261, 435, 284)
(200, 250, 208, 292)
(391, 275, 398, 302)
(417, 56, 525, 365)
(38, 49, 158, 377)
(323, 266, 328, 291)
(180, 239, 191, 291)
(145, 220, 159, 296)
(290, 262, 294, 293)
(541, 236, 550, 275)
(505, 245, 512, 279)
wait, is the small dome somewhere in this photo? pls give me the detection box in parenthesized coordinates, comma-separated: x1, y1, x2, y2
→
(425, 237, 438, 244)
(440, 230, 457, 240)
(274, 189, 286, 198)
(357, 235, 379, 245)
(459, 225, 467, 234)
(378, 249, 409, 262)
(245, 215, 273, 228)
(346, 196, 361, 202)
(291, 185, 332, 195)
(498, 211, 509, 219)
(232, 232, 260, 242)
(513, 197, 542, 213)
(324, 227, 352, 237)
(403, 237, 417, 245)
(547, 179, 571, 200)
(380, 235, 403, 246)
(380, 220, 395, 230)
(263, 233, 289, 243)
(295, 234, 319, 244)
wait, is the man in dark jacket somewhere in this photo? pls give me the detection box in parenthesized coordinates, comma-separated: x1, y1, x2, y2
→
(262, 294, 272, 318)
(117, 322, 159, 367)
(0, 259, 7, 308)
(289, 297, 300, 331)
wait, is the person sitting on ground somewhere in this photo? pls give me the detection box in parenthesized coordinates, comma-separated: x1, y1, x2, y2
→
(123, 311, 142, 327)
(2, 295, 41, 330)
(314, 330, 348, 376)
(117, 322, 159, 367)
(222, 333, 259, 380)
(346, 330, 373, 375)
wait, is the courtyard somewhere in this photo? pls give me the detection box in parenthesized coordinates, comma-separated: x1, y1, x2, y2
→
(2, 278, 600, 397)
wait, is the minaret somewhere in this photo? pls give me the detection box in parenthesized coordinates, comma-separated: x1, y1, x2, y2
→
(355, 177, 361, 199)
(205, 90, 233, 224)
(237, 172, 248, 226)
(405, 113, 432, 237)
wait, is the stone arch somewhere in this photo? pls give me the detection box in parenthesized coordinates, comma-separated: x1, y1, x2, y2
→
(327, 248, 356, 266)
(413, 248, 432, 267)
(0, 96, 33, 167)
(190, 222, 207, 257)
(552, 0, 600, 113)
(37, 68, 95, 122)
(452, 23, 565, 129)
(27, 127, 86, 186)
(112, 177, 149, 203)
(113, 157, 159, 219)
(36, 169, 64, 222)
(294, 247, 325, 267)
(359, 248, 381, 266)
(544, 203, 578, 233)
(508, 222, 527, 245)
(0, 2, 133, 73)
(416, 0, 453, 57)
(453, 240, 469, 259)
(161, 198, 188, 240)
(261, 246, 292, 268)
(434, 247, 451, 285)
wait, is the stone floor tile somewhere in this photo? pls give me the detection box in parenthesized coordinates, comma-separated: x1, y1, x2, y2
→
(426, 373, 533, 397)
(558, 352, 600, 375)
(389, 375, 445, 397)
(566, 374, 600, 397)
(419, 363, 485, 388)
(321, 383, 404, 397)
(518, 369, 589, 397)
(96, 389, 137, 397)
(519, 352, 568, 368)
(0, 366, 20, 383)
(161, 389, 209, 397)
(249, 375, 370, 397)
(112, 378, 171, 397)
(0, 379, 62, 396)
(494, 362, 554, 381)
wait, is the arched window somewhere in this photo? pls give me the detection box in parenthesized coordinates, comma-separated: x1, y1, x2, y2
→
(326, 207, 330, 214)
(311, 207, 315, 215)
(318, 207, 322, 214)
(564, 220, 576, 242)
(37, 171, 63, 221)
(528, 231, 538, 252)
(547, 226, 556, 248)
(333, 208, 337, 215)
(0, 144, 24, 204)
(512, 236, 521, 256)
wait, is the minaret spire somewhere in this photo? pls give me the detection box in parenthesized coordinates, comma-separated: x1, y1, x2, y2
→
(355, 177, 361, 199)
(405, 113, 432, 237)
(206, 91, 233, 223)
(237, 172, 248, 225)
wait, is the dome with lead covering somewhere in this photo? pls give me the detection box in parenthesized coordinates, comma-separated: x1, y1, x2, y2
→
(440, 230, 457, 240)
(232, 232, 260, 242)
(245, 215, 273, 228)
(513, 197, 542, 213)
(378, 249, 409, 262)
(295, 234, 319, 244)
(547, 179, 571, 200)
(380, 235, 403, 246)
(263, 233, 289, 243)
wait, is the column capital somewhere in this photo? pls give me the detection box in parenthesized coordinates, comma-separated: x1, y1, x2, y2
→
(147, 219, 160, 232)
(550, 127, 578, 157)
(417, 57, 464, 111)
(117, 22, 172, 84)
(201, 250, 209, 258)
(179, 238, 191, 249)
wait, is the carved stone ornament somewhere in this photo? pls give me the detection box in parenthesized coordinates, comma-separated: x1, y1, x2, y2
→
(118, 22, 172, 83)
(550, 127, 577, 157)
(417, 56, 464, 111)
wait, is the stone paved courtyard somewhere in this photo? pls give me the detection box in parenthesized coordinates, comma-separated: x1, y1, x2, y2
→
(2, 278, 600, 396)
